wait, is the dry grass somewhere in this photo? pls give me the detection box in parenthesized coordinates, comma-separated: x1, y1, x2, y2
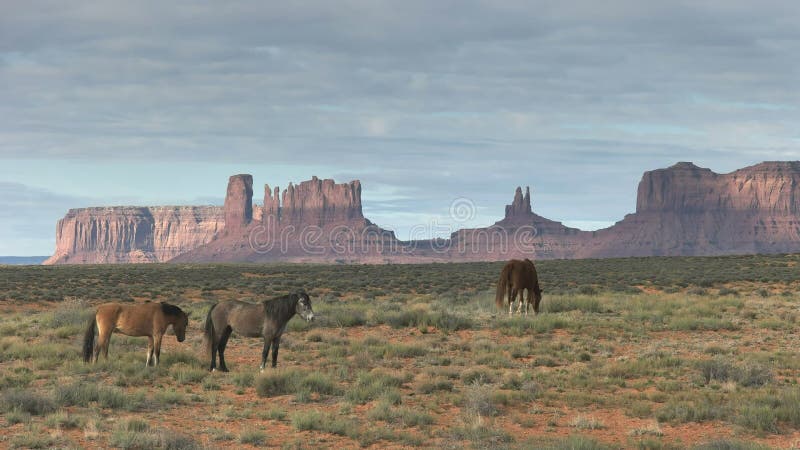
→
(2, 255, 800, 448)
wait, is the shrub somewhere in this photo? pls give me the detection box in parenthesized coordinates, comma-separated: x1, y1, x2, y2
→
(110, 420, 159, 449)
(543, 296, 603, 313)
(698, 358, 734, 384)
(463, 381, 497, 418)
(110, 418, 201, 449)
(346, 371, 404, 404)
(383, 344, 427, 358)
(2, 389, 56, 416)
(418, 379, 454, 394)
(290, 410, 356, 437)
(736, 363, 773, 387)
(154, 390, 185, 406)
(461, 368, 495, 385)
(697, 359, 773, 387)
(170, 364, 208, 384)
(530, 435, 611, 450)
(239, 429, 267, 446)
(692, 440, 771, 450)
(570, 416, 605, 430)
(9, 431, 58, 449)
(255, 369, 297, 397)
(735, 405, 778, 433)
(367, 400, 434, 427)
(255, 369, 340, 398)
(6, 409, 31, 425)
(232, 371, 255, 388)
(655, 400, 728, 423)
(54, 382, 132, 410)
(717, 288, 739, 297)
(44, 411, 84, 429)
(297, 372, 340, 396)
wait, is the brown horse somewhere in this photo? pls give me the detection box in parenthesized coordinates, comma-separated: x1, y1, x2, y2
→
(495, 258, 543, 316)
(83, 302, 189, 366)
(203, 291, 314, 372)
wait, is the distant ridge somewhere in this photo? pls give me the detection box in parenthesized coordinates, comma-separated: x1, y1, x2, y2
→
(0, 256, 49, 265)
(44, 161, 800, 264)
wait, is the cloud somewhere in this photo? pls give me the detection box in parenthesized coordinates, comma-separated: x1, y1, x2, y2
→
(0, 183, 94, 255)
(1, 1, 800, 253)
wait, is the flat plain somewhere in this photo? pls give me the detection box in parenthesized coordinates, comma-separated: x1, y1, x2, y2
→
(2, 255, 800, 449)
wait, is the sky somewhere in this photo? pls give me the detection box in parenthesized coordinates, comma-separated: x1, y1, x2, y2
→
(2, 1, 800, 255)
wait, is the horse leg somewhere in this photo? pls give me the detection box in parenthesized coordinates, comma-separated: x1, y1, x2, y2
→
(153, 334, 163, 366)
(145, 336, 154, 367)
(516, 289, 524, 315)
(260, 338, 271, 372)
(271, 336, 281, 368)
(218, 327, 232, 372)
(209, 334, 218, 372)
(509, 287, 517, 316)
(95, 325, 112, 363)
(525, 289, 533, 316)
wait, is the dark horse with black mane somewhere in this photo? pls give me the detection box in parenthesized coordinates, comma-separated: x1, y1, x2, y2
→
(496, 259, 543, 316)
(83, 302, 189, 366)
(203, 290, 314, 372)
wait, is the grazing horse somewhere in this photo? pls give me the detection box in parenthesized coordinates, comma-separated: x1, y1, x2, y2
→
(203, 291, 314, 372)
(495, 258, 543, 316)
(83, 302, 189, 366)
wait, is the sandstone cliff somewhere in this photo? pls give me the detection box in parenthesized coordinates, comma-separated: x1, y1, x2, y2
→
(171, 176, 399, 264)
(45, 161, 800, 264)
(43, 206, 224, 264)
(449, 186, 586, 261)
(586, 161, 800, 257)
(223, 174, 253, 236)
(637, 161, 800, 213)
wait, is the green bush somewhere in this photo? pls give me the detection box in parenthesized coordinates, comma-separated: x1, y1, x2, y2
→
(255, 370, 297, 397)
(239, 429, 267, 446)
(54, 382, 132, 410)
(255, 369, 340, 398)
(2, 389, 56, 416)
(290, 410, 356, 437)
(346, 371, 404, 404)
(692, 440, 771, 450)
(232, 371, 255, 388)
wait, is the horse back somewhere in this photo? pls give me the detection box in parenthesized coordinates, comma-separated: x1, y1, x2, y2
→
(213, 300, 266, 338)
(510, 259, 540, 289)
(97, 302, 159, 337)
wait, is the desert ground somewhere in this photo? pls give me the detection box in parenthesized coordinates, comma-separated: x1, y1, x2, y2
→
(2, 255, 800, 449)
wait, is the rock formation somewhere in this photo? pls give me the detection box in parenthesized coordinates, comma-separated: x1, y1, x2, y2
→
(449, 186, 585, 261)
(223, 174, 253, 235)
(586, 161, 800, 257)
(505, 186, 532, 218)
(279, 177, 363, 227)
(171, 176, 399, 264)
(45, 161, 800, 264)
(43, 206, 224, 264)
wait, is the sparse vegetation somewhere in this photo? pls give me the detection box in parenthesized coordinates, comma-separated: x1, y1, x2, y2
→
(3, 254, 800, 447)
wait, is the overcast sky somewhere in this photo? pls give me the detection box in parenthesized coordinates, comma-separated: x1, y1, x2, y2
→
(2, 1, 800, 255)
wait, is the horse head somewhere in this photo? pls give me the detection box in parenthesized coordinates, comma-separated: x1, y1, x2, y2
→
(174, 310, 189, 342)
(293, 291, 315, 322)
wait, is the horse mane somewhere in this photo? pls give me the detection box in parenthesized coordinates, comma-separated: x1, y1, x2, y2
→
(262, 294, 297, 318)
(160, 302, 183, 317)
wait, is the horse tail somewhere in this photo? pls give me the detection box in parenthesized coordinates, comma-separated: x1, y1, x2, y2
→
(82, 315, 96, 363)
(203, 303, 218, 360)
(496, 264, 509, 309)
